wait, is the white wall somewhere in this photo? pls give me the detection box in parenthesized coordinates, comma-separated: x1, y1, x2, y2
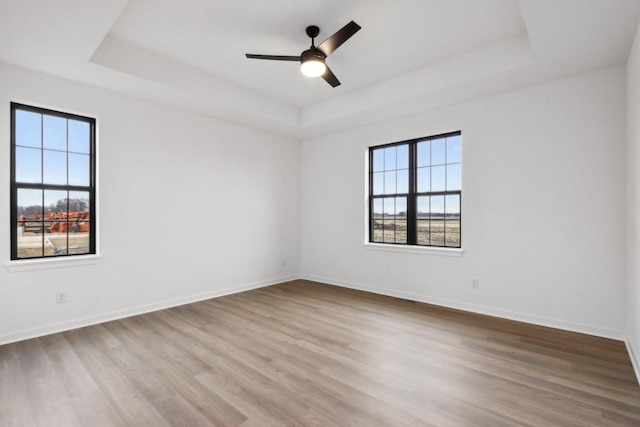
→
(301, 66, 627, 338)
(0, 63, 300, 344)
(627, 23, 640, 375)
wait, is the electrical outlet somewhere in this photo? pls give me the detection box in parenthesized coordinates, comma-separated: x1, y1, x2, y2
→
(282, 259, 287, 267)
(56, 291, 67, 304)
(471, 279, 479, 289)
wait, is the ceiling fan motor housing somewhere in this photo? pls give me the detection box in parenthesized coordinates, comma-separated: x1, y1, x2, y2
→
(301, 48, 326, 64)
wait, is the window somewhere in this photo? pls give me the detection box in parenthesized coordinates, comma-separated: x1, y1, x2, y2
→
(369, 132, 461, 248)
(10, 103, 96, 260)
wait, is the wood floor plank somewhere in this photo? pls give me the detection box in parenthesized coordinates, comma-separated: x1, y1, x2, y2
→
(67, 389, 129, 427)
(64, 328, 170, 427)
(38, 333, 126, 427)
(104, 344, 176, 404)
(318, 362, 516, 427)
(153, 394, 215, 427)
(146, 312, 334, 426)
(0, 343, 38, 427)
(2, 279, 640, 426)
(38, 333, 102, 399)
(14, 338, 82, 426)
(105, 317, 213, 377)
(103, 316, 249, 426)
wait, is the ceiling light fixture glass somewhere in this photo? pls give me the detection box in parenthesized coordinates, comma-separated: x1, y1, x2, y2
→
(300, 50, 326, 77)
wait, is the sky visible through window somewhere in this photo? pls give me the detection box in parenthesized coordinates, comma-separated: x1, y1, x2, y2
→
(15, 109, 91, 207)
(371, 134, 462, 215)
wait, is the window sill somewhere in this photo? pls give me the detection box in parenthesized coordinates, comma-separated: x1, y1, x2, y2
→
(7, 254, 102, 272)
(363, 243, 463, 256)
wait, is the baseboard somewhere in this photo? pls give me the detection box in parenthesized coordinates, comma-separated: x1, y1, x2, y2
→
(626, 340, 640, 386)
(300, 274, 625, 341)
(0, 275, 299, 346)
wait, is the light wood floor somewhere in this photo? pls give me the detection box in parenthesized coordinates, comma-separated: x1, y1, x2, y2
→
(2, 280, 640, 426)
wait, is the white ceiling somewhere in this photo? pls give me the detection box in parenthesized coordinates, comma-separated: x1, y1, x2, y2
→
(1, 0, 639, 139)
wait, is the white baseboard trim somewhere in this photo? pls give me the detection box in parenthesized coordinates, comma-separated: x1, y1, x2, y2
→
(0, 275, 299, 346)
(300, 274, 625, 341)
(626, 340, 640, 386)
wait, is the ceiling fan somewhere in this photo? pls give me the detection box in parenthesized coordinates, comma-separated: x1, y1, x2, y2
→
(245, 21, 361, 88)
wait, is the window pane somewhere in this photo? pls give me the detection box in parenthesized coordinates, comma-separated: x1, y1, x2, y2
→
(45, 190, 69, 256)
(383, 198, 396, 242)
(431, 195, 445, 246)
(395, 197, 407, 243)
(372, 220, 383, 242)
(383, 197, 394, 218)
(47, 230, 68, 256)
(445, 195, 461, 247)
(68, 191, 90, 216)
(418, 195, 433, 246)
(445, 211, 461, 248)
(446, 163, 461, 191)
(417, 220, 430, 245)
(384, 171, 396, 194)
(17, 189, 44, 258)
(45, 190, 69, 223)
(384, 146, 396, 170)
(417, 167, 430, 193)
(69, 221, 90, 254)
(431, 165, 446, 192)
(383, 220, 395, 243)
(17, 189, 43, 221)
(447, 135, 462, 164)
(16, 147, 42, 183)
(373, 149, 384, 172)
(373, 198, 383, 218)
(395, 218, 407, 243)
(43, 115, 66, 151)
(69, 153, 90, 186)
(372, 198, 383, 243)
(397, 144, 409, 169)
(395, 197, 407, 216)
(432, 138, 446, 165)
(417, 141, 430, 167)
(431, 195, 445, 216)
(17, 188, 44, 258)
(15, 110, 41, 148)
(68, 191, 90, 254)
(373, 172, 384, 195)
(43, 150, 67, 185)
(397, 169, 408, 193)
(68, 120, 90, 154)
(417, 196, 429, 219)
(446, 195, 460, 218)
(17, 222, 45, 258)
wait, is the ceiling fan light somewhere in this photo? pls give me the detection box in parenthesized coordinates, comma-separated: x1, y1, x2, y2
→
(301, 58, 326, 77)
(300, 49, 327, 77)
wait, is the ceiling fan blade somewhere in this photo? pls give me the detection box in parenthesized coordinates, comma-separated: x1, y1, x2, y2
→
(317, 21, 361, 57)
(245, 54, 301, 61)
(322, 66, 341, 87)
